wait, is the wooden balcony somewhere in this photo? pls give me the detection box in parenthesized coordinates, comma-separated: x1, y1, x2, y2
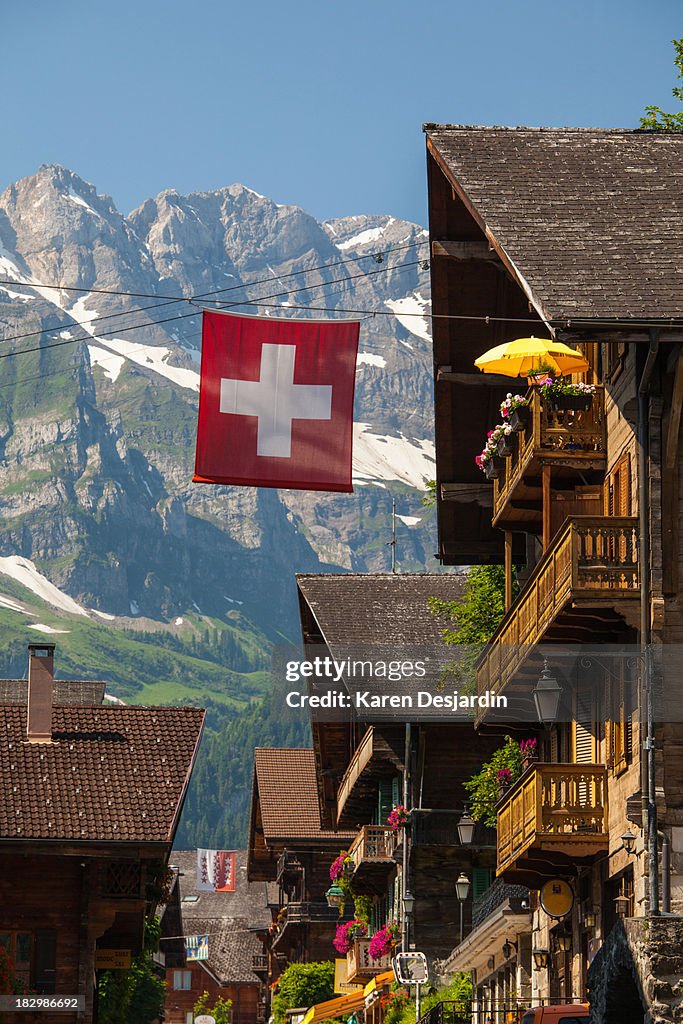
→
(492, 388, 606, 531)
(476, 516, 639, 719)
(336, 725, 404, 827)
(346, 938, 392, 983)
(347, 826, 397, 895)
(497, 763, 609, 880)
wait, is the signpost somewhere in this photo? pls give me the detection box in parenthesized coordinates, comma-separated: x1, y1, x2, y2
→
(94, 949, 132, 970)
(195, 1016, 216, 1024)
(393, 952, 429, 1022)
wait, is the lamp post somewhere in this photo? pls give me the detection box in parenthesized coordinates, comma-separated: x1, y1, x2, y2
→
(532, 659, 562, 726)
(457, 813, 476, 846)
(403, 889, 415, 950)
(455, 872, 470, 945)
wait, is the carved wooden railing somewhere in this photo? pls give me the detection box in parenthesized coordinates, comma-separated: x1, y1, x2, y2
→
(476, 516, 639, 702)
(348, 825, 396, 870)
(346, 938, 392, 982)
(497, 763, 608, 874)
(493, 387, 606, 523)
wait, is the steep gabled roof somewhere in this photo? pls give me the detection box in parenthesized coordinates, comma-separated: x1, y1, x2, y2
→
(0, 705, 205, 843)
(425, 125, 683, 322)
(253, 748, 354, 843)
(296, 572, 466, 649)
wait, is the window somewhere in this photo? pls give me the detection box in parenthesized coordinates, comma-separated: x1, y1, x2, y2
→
(181, 895, 200, 904)
(0, 931, 46, 992)
(173, 970, 192, 990)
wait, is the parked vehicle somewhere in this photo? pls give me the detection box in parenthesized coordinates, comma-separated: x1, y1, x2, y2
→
(520, 1005, 590, 1024)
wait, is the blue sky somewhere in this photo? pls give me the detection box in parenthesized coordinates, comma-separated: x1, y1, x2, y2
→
(3, 0, 681, 225)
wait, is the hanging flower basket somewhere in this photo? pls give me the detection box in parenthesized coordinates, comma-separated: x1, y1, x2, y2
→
(485, 455, 504, 480)
(508, 405, 530, 432)
(387, 805, 410, 832)
(333, 920, 367, 955)
(368, 921, 400, 960)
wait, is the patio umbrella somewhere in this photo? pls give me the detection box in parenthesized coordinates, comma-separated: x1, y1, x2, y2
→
(474, 337, 589, 378)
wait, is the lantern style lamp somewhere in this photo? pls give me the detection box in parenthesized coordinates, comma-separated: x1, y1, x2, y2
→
(555, 932, 572, 953)
(621, 831, 636, 855)
(403, 890, 416, 917)
(532, 949, 550, 970)
(533, 659, 563, 725)
(457, 813, 476, 846)
(455, 872, 471, 902)
(614, 893, 630, 918)
(325, 883, 345, 908)
(502, 940, 516, 961)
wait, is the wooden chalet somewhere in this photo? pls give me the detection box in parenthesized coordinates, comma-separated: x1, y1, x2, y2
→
(425, 125, 683, 1021)
(161, 850, 270, 1024)
(246, 748, 356, 987)
(0, 643, 204, 1023)
(296, 573, 501, 963)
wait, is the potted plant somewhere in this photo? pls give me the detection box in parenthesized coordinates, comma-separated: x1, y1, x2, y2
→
(492, 422, 515, 458)
(387, 804, 410, 832)
(526, 361, 556, 386)
(475, 426, 512, 478)
(496, 767, 513, 801)
(500, 393, 530, 432)
(464, 736, 524, 827)
(519, 737, 538, 772)
(539, 377, 596, 412)
(333, 919, 367, 955)
(368, 921, 400, 960)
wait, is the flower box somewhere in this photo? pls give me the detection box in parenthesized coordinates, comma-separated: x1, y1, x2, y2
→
(346, 939, 392, 982)
(485, 456, 504, 480)
(508, 405, 530, 432)
(549, 393, 593, 413)
(497, 436, 513, 458)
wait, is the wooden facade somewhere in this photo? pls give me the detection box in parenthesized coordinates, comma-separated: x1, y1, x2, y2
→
(425, 125, 683, 1017)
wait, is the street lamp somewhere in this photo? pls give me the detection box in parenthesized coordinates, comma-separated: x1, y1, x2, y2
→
(502, 940, 516, 961)
(325, 883, 345, 908)
(532, 949, 550, 970)
(457, 813, 476, 846)
(621, 831, 637, 855)
(533, 659, 563, 725)
(455, 872, 470, 945)
(403, 890, 416, 917)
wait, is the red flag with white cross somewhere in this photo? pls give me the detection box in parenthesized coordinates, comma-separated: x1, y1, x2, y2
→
(193, 309, 359, 492)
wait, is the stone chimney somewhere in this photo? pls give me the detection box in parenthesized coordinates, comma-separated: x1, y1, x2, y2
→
(26, 642, 56, 743)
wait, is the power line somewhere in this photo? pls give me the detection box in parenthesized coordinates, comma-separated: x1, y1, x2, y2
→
(0, 239, 428, 345)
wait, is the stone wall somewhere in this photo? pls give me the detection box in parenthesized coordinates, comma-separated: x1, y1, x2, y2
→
(588, 917, 683, 1023)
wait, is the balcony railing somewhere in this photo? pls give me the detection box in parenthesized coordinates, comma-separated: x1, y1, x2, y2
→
(276, 851, 303, 885)
(492, 387, 606, 529)
(271, 902, 340, 949)
(346, 939, 392, 983)
(347, 825, 397, 895)
(476, 516, 639, 705)
(497, 763, 609, 876)
(471, 878, 530, 929)
(252, 954, 268, 975)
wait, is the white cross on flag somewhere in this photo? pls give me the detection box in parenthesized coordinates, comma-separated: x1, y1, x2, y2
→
(194, 309, 359, 492)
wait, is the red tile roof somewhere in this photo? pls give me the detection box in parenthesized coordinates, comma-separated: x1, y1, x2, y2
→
(253, 748, 354, 843)
(0, 705, 205, 843)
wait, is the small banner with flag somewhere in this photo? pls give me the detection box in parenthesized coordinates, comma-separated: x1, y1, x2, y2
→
(193, 309, 359, 492)
(197, 849, 237, 892)
(185, 934, 209, 962)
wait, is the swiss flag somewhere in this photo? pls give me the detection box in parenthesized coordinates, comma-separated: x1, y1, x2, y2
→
(193, 309, 359, 492)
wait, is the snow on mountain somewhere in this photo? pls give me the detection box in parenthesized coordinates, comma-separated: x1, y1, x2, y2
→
(0, 557, 89, 616)
(352, 424, 435, 489)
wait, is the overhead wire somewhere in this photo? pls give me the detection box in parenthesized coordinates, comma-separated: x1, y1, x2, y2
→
(0, 238, 428, 345)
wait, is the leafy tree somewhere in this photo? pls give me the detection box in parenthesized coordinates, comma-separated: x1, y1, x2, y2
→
(464, 736, 524, 827)
(97, 918, 165, 1024)
(194, 990, 233, 1024)
(422, 480, 437, 507)
(272, 962, 335, 1024)
(428, 565, 515, 690)
(641, 38, 683, 129)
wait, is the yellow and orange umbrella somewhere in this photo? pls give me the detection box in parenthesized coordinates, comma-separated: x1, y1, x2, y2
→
(474, 337, 589, 378)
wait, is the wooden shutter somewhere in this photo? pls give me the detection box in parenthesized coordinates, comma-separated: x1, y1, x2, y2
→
(376, 779, 393, 826)
(573, 682, 595, 764)
(613, 662, 631, 774)
(613, 453, 631, 517)
(472, 867, 492, 901)
(34, 929, 56, 994)
(391, 775, 401, 808)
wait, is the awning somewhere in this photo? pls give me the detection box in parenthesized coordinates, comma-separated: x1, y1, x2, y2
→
(301, 991, 367, 1024)
(363, 971, 395, 997)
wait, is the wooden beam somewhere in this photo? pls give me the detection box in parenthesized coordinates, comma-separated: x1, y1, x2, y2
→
(505, 532, 513, 612)
(431, 239, 500, 262)
(665, 348, 683, 470)
(542, 465, 552, 552)
(436, 367, 516, 387)
(440, 483, 493, 507)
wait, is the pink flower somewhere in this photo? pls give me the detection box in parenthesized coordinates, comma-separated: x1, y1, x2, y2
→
(333, 920, 366, 955)
(330, 852, 350, 881)
(368, 922, 399, 960)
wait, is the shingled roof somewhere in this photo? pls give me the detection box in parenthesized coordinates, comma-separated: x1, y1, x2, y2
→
(253, 748, 354, 843)
(297, 572, 466, 649)
(172, 849, 271, 929)
(0, 705, 205, 842)
(425, 126, 683, 321)
(0, 679, 105, 705)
